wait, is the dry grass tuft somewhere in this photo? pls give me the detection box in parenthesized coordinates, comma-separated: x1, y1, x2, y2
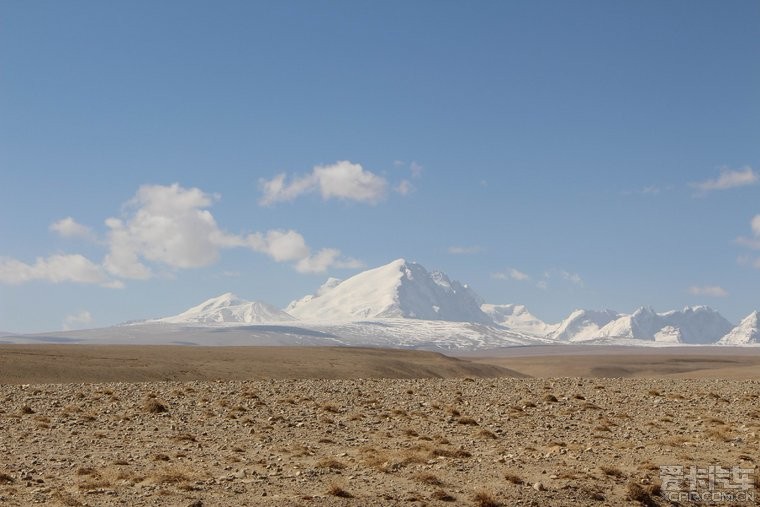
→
(457, 416, 479, 426)
(413, 472, 443, 486)
(51, 492, 85, 507)
(473, 491, 501, 507)
(431, 489, 456, 501)
(150, 466, 193, 485)
(626, 482, 660, 506)
(0, 472, 14, 484)
(19, 405, 34, 415)
(431, 448, 472, 459)
(504, 472, 523, 485)
(600, 465, 625, 478)
(316, 458, 347, 470)
(705, 427, 732, 442)
(144, 399, 168, 414)
(327, 483, 353, 498)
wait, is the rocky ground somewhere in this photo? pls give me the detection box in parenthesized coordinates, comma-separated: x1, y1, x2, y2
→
(1, 377, 758, 506)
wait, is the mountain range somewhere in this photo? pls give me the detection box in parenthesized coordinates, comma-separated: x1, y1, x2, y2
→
(3, 259, 758, 349)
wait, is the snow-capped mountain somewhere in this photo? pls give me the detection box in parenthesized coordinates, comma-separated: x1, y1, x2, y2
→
(718, 311, 760, 345)
(152, 293, 296, 324)
(564, 305, 733, 344)
(287, 259, 492, 324)
(481, 304, 554, 337)
(7, 258, 755, 349)
(550, 309, 621, 342)
(658, 306, 734, 344)
(285, 278, 342, 313)
(549, 306, 733, 344)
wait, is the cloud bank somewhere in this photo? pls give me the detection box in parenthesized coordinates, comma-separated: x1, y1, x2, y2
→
(259, 161, 389, 205)
(0, 183, 362, 288)
(691, 166, 757, 195)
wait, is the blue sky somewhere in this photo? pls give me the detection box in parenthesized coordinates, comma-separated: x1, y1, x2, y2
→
(1, 0, 759, 332)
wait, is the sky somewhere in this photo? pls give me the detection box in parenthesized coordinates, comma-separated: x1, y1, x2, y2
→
(1, 1, 759, 333)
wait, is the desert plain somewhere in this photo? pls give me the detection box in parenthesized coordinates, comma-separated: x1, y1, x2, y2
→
(1, 345, 759, 506)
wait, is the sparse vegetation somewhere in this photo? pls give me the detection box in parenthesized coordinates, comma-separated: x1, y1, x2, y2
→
(327, 484, 353, 498)
(413, 472, 443, 486)
(431, 489, 456, 501)
(473, 491, 501, 507)
(504, 472, 523, 485)
(144, 398, 168, 413)
(315, 458, 347, 470)
(0, 369, 754, 506)
(626, 482, 660, 506)
(600, 465, 625, 478)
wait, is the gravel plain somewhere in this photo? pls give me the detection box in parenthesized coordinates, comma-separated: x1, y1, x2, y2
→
(2, 373, 759, 506)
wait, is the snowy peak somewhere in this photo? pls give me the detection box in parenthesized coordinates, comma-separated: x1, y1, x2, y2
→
(156, 293, 296, 324)
(481, 304, 553, 337)
(287, 259, 492, 323)
(719, 311, 760, 345)
(596, 306, 661, 341)
(550, 309, 620, 342)
(660, 306, 733, 344)
(571, 305, 733, 344)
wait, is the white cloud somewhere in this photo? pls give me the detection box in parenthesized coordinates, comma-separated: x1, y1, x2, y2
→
(393, 160, 423, 178)
(104, 184, 363, 277)
(395, 179, 414, 195)
(0, 254, 121, 288)
(448, 245, 483, 255)
(736, 214, 760, 252)
(3, 183, 364, 287)
(691, 166, 758, 194)
(63, 310, 93, 330)
(736, 255, 760, 269)
(247, 229, 310, 262)
(736, 236, 760, 250)
(295, 249, 364, 274)
(102, 183, 236, 278)
(258, 173, 315, 206)
(410, 162, 424, 178)
(50, 217, 96, 240)
(688, 285, 729, 298)
(560, 270, 584, 286)
(536, 280, 548, 290)
(492, 268, 530, 281)
(259, 161, 388, 205)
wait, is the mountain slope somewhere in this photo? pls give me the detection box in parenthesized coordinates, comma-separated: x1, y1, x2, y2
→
(481, 304, 553, 337)
(719, 311, 760, 345)
(154, 293, 296, 324)
(550, 309, 620, 342)
(287, 259, 492, 323)
(586, 306, 733, 344)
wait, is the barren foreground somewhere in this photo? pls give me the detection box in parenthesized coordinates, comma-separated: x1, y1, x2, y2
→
(2, 373, 759, 505)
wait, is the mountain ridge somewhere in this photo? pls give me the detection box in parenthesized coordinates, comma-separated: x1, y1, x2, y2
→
(82, 259, 758, 348)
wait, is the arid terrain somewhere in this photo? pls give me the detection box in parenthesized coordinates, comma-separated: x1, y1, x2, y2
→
(1, 346, 759, 506)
